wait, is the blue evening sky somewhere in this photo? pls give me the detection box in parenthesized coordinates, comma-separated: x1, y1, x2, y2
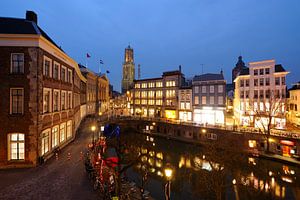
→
(1, 0, 300, 91)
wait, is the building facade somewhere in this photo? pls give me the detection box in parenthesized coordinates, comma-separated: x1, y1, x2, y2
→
(287, 83, 300, 126)
(131, 70, 184, 120)
(121, 45, 135, 94)
(234, 59, 289, 129)
(178, 86, 193, 122)
(0, 11, 88, 168)
(232, 56, 247, 84)
(97, 74, 110, 114)
(192, 73, 226, 126)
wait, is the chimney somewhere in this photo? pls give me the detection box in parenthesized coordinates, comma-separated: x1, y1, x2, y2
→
(179, 65, 182, 72)
(26, 11, 38, 24)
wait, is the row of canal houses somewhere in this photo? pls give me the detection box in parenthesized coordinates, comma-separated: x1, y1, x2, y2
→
(0, 11, 109, 168)
(130, 59, 289, 131)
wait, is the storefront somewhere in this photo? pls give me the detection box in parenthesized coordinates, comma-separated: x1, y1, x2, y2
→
(280, 140, 296, 157)
(193, 108, 224, 125)
(179, 111, 192, 122)
(148, 108, 155, 118)
(165, 109, 176, 119)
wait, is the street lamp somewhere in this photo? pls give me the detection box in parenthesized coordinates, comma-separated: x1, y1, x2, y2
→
(164, 164, 173, 200)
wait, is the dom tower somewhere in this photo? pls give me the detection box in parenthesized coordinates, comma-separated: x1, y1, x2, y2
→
(121, 45, 135, 93)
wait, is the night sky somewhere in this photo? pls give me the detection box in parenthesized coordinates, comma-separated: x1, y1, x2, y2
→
(1, 0, 300, 91)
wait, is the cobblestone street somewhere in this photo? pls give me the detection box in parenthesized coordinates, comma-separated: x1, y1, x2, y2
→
(0, 119, 99, 200)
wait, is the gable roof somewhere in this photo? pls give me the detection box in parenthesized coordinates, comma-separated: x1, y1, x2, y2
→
(193, 73, 224, 82)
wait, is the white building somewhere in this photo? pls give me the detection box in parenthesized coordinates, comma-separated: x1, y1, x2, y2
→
(192, 73, 226, 126)
(234, 59, 289, 130)
(287, 83, 300, 126)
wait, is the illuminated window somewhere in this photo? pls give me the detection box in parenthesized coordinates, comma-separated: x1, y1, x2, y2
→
(148, 91, 155, 98)
(156, 91, 163, 98)
(149, 82, 155, 88)
(135, 91, 140, 98)
(202, 96, 206, 105)
(67, 120, 72, 138)
(166, 90, 175, 98)
(11, 53, 24, 74)
(195, 96, 199, 105)
(165, 110, 176, 119)
(166, 81, 175, 87)
(53, 90, 60, 112)
(156, 82, 163, 87)
(180, 102, 185, 109)
(43, 88, 51, 113)
(8, 133, 25, 160)
(52, 126, 59, 148)
(156, 100, 162, 105)
(135, 99, 140, 104)
(202, 86, 206, 93)
(142, 99, 147, 105)
(141, 91, 147, 98)
(135, 83, 140, 88)
(61, 91, 66, 110)
(41, 129, 50, 155)
(186, 102, 191, 109)
(148, 99, 155, 105)
(142, 83, 147, 88)
(60, 123, 66, 143)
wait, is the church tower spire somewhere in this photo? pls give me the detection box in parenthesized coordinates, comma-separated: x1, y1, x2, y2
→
(121, 45, 135, 93)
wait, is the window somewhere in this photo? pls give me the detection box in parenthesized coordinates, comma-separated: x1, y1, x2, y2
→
(68, 92, 72, 109)
(142, 83, 147, 88)
(266, 90, 270, 98)
(245, 80, 249, 87)
(259, 78, 264, 86)
(202, 86, 206, 93)
(209, 85, 214, 93)
(218, 96, 223, 105)
(67, 69, 72, 83)
(281, 77, 286, 85)
(135, 83, 140, 88)
(43, 88, 51, 113)
(52, 126, 59, 148)
(259, 90, 264, 99)
(61, 91, 66, 110)
(202, 96, 206, 104)
(254, 90, 258, 99)
(194, 96, 199, 104)
(240, 91, 244, 98)
(254, 79, 258, 86)
(10, 88, 24, 114)
(180, 102, 185, 109)
(11, 53, 24, 74)
(259, 69, 264, 75)
(166, 81, 175, 87)
(156, 91, 162, 98)
(282, 89, 285, 98)
(245, 90, 249, 98)
(53, 62, 59, 80)
(43, 57, 51, 77)
(67, 120, 72, 138)
(218, 85, 223, 93)
(166, 90, 175, 98)
(53, 91, 59, 112)
(8, 133, 25, 160)
(141, 91, 147, 98)
(210, 96, 214, 104)
(156, 99, 162, 105)
(265, 68, 270, 74)
(194, 86, 199, 94)
(240, 80, 244, 87)
(41, 129, 50, 155)
(61, 67, 66, 82)
(254, 69, 258, 75)
(156, 82, 163, 87)
(148, 91, 155, 98)
(60, 123, 66, 143)
(186, 102, 190, 109)
(275, 77, 280, 85)
(149, 82, 155, 88)
(265, 78, 270, 86)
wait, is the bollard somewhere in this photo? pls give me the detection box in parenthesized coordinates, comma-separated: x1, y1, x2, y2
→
(80, 151, 83, 161)
(67, 152, 71, 160)
(55, 152, 59, 160)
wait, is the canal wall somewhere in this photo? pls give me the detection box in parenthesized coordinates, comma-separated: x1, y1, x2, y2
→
(115, 119, 300, 166)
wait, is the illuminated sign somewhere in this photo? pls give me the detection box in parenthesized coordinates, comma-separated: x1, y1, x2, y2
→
(280, 140, 294, 146)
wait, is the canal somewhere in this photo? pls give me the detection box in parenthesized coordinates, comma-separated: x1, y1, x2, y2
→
(111, 130, 300, 200)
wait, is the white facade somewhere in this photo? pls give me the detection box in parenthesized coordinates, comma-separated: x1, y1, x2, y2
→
(234, 59, 289, 130)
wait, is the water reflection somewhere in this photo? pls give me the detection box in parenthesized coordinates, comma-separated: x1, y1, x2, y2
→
(124, 133, 300, 200)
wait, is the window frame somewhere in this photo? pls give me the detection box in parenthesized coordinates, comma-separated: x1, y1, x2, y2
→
(8, 133, 25, 160)
(10, 88, 24, 115)
(10, 53, 24, 74)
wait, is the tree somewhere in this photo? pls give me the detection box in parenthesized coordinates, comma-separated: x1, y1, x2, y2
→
(248, 90, 286, 153)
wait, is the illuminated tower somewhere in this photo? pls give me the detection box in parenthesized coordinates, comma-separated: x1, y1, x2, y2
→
(121, 45, 135, 93)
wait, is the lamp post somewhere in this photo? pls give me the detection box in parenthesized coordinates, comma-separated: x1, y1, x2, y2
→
(91, 125, 96, 145)
(164, 164, 173, 200)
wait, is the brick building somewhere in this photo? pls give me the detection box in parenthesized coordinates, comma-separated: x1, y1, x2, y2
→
(0, 11, 88, 168)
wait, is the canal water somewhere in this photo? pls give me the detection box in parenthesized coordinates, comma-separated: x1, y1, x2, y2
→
(118, 132, 300, 200)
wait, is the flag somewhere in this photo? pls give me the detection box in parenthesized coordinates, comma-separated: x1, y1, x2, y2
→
(106, 70, 110, 74)
(86, 53, 91, 58)
(100, 60, 104, 64)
